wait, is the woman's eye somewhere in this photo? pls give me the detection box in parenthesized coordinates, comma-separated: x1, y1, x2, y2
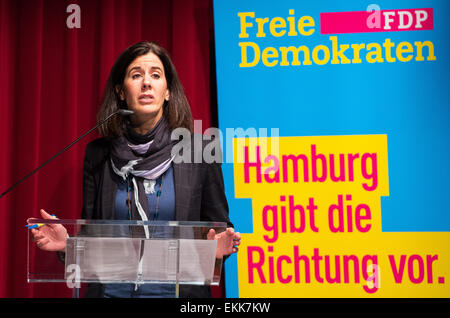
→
(152, 73, 161, 79)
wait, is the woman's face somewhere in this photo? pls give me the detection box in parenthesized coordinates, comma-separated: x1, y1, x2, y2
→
(118, 52, 170, 128)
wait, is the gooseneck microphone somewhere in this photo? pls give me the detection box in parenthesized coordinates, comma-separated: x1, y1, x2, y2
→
(0, 109, 134, 199)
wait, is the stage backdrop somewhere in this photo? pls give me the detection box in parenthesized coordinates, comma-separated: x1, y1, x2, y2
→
(214, 0, 450, 297)
(0, 0, 219, 298)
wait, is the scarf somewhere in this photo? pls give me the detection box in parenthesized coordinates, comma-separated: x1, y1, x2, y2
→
(107, 117, 175, 238)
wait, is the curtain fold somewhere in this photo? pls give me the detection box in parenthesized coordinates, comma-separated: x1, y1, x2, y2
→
(0, 0, 218, 298)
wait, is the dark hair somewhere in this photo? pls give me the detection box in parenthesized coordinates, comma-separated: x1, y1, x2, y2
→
(97, 41, 193, 138)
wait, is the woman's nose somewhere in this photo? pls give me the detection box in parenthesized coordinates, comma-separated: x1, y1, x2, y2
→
(142, 73, 152, 89)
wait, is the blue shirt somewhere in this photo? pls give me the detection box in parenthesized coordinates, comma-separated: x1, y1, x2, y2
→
(104, 165, 176, 298)
(114, 165, 175, 221)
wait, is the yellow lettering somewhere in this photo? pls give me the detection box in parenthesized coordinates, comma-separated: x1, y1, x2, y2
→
(239, 42, 260, 67)
(414, 41, 436, 61)
(262, 47, 279, 67)
(312, 45, 330, 65)
(270, 17, 286, 37)
(237, 35, 435, 67)
(396, 41, 413, 62)
(383, 38, 396, 62)
(330, 36, 350, 64)
(280, 46, 312, 66)
(238, 12, 255, 38)
(287, 9, 297, 36)
(366, 43, 384, 63)
(255, 17, 269, 37)
(298, 16, 315, 36)
(351, 43, 365, 63)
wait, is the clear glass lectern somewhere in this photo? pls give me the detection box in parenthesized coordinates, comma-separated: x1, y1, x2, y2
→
(27, 219, 227, 298)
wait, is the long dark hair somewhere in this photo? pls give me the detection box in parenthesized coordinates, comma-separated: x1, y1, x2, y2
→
(97, 41, 193, 138)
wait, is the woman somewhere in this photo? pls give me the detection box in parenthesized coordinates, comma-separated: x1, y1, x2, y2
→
(30, 41, 240, 298)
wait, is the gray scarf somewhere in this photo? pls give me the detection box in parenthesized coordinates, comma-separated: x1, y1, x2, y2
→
(107, 117, 175, 237)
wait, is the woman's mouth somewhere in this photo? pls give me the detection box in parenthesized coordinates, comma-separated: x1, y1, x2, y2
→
(138, 94, 154, 103)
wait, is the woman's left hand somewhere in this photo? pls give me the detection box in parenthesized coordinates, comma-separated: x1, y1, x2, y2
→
(207, 227, 241, 258)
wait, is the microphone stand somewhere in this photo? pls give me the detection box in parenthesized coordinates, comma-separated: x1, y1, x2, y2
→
(0, 109, 133, 199)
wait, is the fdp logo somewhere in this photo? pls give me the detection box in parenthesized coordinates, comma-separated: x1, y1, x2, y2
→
(321, 6, 433, 34)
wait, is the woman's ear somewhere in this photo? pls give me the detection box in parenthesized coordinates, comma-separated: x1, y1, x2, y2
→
(165, 89, 170, 102)
(115, 85, 125, 101)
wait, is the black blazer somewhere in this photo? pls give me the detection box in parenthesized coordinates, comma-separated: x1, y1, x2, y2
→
(81, 137, 232, 298)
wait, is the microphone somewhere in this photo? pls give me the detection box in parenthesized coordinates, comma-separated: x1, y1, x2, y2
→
(117, 109, 134, 116)
(0, 109, 134, 199)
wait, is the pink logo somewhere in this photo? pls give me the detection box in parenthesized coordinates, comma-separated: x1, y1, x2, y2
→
(320, 7, 433, 34)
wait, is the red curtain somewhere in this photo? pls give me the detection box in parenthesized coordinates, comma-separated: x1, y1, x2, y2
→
(0, 0, 220, 298)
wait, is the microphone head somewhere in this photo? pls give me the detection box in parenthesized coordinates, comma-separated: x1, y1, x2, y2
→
(118, 109, 134, 116)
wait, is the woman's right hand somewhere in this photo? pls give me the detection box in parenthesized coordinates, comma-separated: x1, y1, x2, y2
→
(29, 209, 67, 252)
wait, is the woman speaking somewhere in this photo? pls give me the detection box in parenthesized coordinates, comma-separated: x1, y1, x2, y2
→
(29, 41, 240, 298)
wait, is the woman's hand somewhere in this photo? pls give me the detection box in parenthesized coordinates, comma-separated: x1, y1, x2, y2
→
(207, 227, 241, 258)
(29, 209, 67, 252)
